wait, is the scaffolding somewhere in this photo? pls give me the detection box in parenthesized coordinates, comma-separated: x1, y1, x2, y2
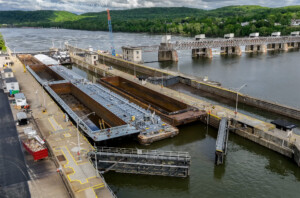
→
(88, 147, 191, 177)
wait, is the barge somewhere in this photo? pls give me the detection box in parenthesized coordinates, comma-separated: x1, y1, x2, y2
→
(20, 55, 178, 144)
(99, 76, 206, 126)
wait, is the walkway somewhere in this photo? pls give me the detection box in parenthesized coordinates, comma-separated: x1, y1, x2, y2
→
(10, 53, 115, 198)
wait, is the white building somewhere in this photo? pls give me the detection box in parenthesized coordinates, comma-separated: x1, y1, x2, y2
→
(2, 68, 14, 78)
(224, 33, 234, 39)
(250, 32, 259, 38)
(291, 19, 300, 26)
(4, 77, 19, 93)
(84, 52, 98, 65)
(122, 47, 142, 63)
(195, 34, 206, 40)
(271, 32, 281, 37)
(15, 93, 27, 107)
(0, 53, 12, 68)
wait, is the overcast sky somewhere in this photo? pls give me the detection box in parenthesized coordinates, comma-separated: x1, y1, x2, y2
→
(0, 0, 299, 13)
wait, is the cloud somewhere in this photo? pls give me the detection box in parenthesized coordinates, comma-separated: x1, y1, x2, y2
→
(0, 0, 299, 13)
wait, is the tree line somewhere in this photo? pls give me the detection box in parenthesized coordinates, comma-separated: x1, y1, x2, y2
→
(1, 6, 300, 37)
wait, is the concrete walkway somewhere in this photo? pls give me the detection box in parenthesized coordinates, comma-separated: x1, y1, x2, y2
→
(10, 53, 115, 198)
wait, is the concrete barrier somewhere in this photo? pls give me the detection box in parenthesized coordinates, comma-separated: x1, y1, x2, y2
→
(293, 144, 300, 166)
(181, 78, 300, 121)
(201, 114, 294, 161)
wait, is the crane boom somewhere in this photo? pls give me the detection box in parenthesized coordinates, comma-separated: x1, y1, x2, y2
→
(107, 9, 116, 56)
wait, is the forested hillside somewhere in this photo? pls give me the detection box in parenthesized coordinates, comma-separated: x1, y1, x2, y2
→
(1, 6, 300, 37)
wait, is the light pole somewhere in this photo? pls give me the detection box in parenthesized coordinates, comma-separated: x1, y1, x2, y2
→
(235, 84, 247, 118)
(76, 112, 95, 161)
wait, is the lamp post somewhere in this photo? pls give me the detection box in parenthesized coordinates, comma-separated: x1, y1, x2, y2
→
(235, 84, 247, 118)
(76, 112, 95, 161)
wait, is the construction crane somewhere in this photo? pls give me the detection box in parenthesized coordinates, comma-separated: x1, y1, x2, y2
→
(107, 9, 116, 56)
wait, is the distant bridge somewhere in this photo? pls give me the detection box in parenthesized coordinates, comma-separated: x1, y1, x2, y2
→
(131, 36, 300, 51)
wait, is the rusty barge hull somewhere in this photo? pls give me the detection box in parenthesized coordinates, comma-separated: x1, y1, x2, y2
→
(100, 76, 206, 126)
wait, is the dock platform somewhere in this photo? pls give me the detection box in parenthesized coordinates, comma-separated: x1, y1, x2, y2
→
(88, 147, 191, 177)
(215, 118, 229, 165)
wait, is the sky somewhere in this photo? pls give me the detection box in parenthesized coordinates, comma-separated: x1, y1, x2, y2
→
(0, 0, 299, 13)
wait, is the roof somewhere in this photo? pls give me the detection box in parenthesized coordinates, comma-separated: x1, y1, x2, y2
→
(271, 120, 297, 130)
(122, 46, 142, 50)
(15, 93, 26, 100)
(34, 54, 59, 65)
(3, 68, 12, 73)
(17, 112, 27, 120)
(5, 77, 18, 83)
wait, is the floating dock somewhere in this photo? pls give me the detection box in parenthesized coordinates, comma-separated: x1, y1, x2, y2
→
(215, 118, 229, 165)
(99, 76, 206, 126)
(21, 55, 178, 144)
(88, 147, 191, 177)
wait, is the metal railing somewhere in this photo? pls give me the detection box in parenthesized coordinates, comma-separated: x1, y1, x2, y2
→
(95, 147, 191, 161)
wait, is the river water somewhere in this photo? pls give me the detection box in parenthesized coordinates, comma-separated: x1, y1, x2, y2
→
(1, 28, 300, 198)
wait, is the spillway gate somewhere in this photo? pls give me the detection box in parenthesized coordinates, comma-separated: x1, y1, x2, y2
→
(88, 147, 191, 177)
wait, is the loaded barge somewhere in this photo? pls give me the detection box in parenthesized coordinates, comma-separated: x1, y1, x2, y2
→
(19, 55, 179, 144)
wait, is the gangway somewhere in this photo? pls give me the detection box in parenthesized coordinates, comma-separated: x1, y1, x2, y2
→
(215, 118, 229, 165)
(88, 147, 191, 177)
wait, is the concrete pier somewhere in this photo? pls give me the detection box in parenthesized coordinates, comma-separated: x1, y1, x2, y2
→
(245, 44, 267, 53)
(221, 46, 242, 55)
(267, 43, 289, 51)
(192, 48, 213, 58)
(158, 35, 178, 62)
(158, 43, 178, 62)
(287, 42, 300, 48)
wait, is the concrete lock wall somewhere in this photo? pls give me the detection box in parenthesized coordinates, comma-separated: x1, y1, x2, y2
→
(293, 145, 300, 166)
(201, 115, 293, 159)
(181, 78, 300, 121)
(98, 53, 168, 77)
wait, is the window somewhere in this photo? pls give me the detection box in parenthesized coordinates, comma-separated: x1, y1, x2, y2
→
(136, 51, 139, 54)
(94, 56, 96, 59)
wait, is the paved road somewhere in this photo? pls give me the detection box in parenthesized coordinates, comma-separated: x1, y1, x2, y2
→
(0, 89, 30, 197)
